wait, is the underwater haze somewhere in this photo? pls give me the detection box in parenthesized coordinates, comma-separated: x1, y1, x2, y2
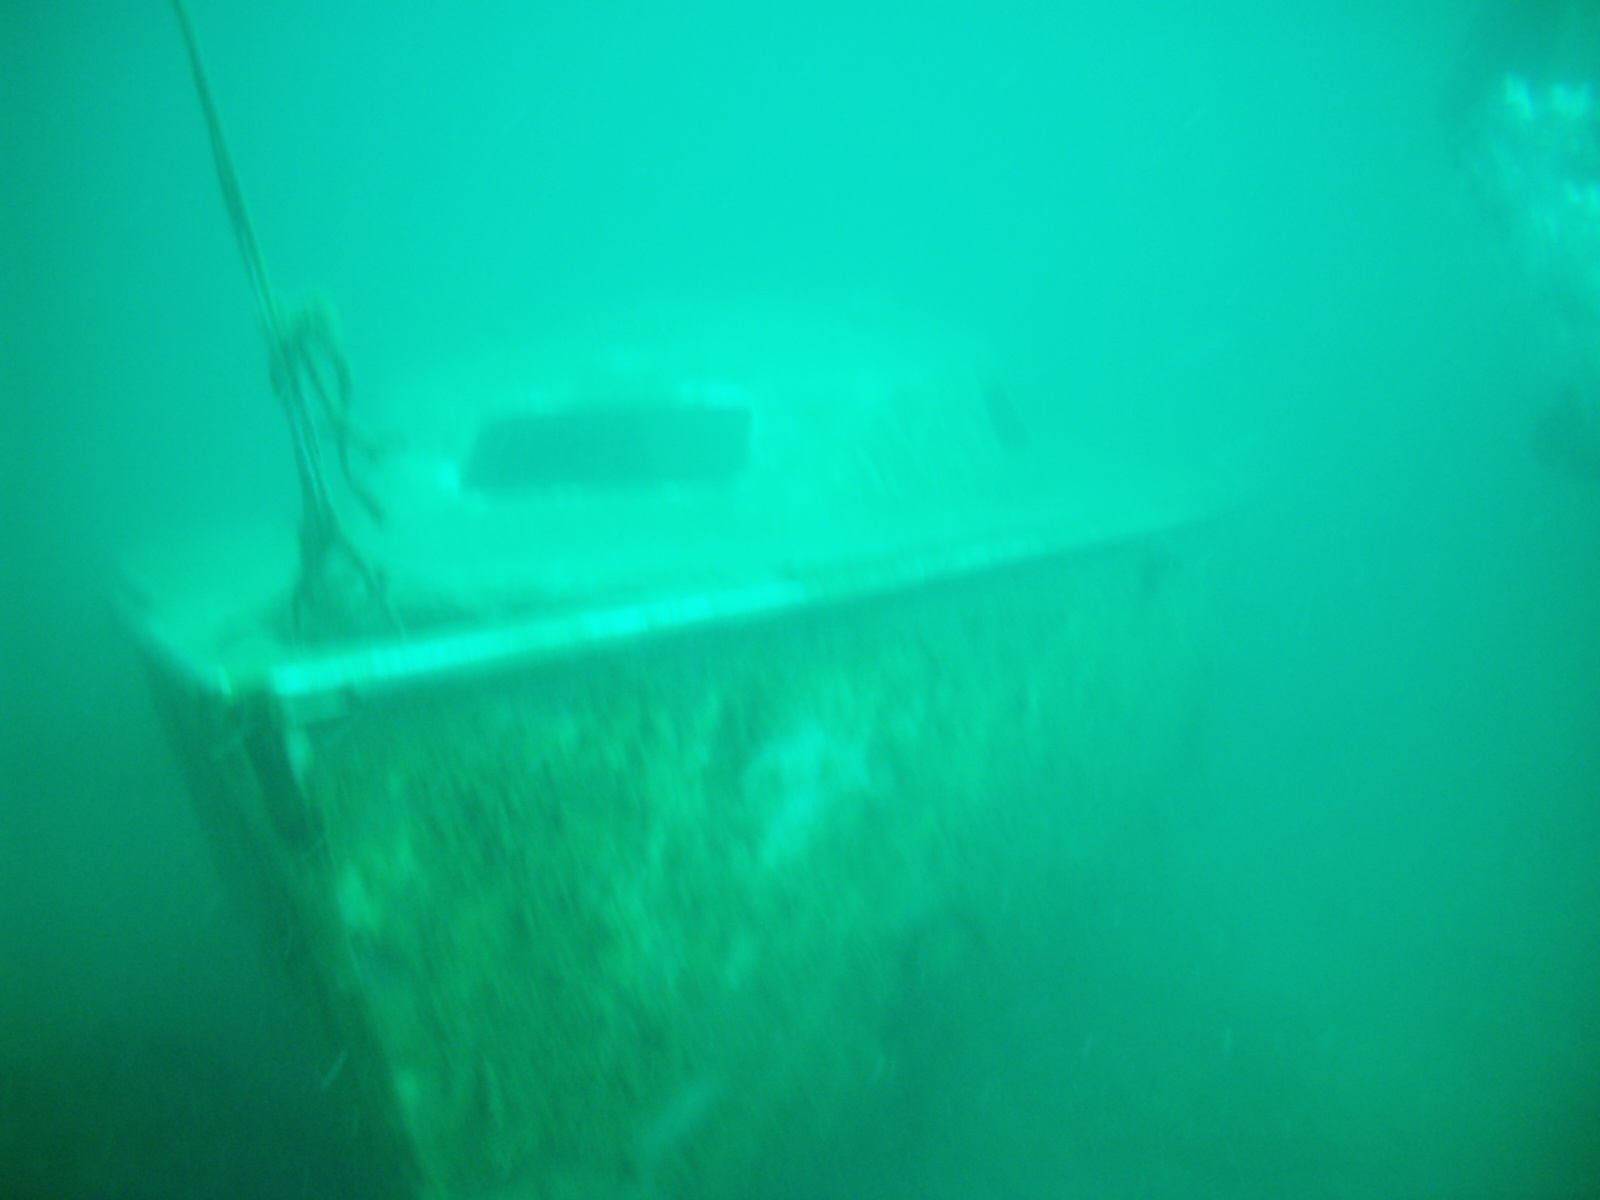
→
(4, 1, 1600, 1197)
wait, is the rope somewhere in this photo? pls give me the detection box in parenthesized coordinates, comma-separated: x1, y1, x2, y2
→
(167, 0, 276, 332)
(168, 0, 389, 640)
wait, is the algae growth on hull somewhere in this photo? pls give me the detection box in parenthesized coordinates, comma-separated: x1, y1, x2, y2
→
(174, 534, 1212, 1200)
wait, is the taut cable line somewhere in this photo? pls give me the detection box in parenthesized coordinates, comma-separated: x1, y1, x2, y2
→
(168, 0, 391, 641)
